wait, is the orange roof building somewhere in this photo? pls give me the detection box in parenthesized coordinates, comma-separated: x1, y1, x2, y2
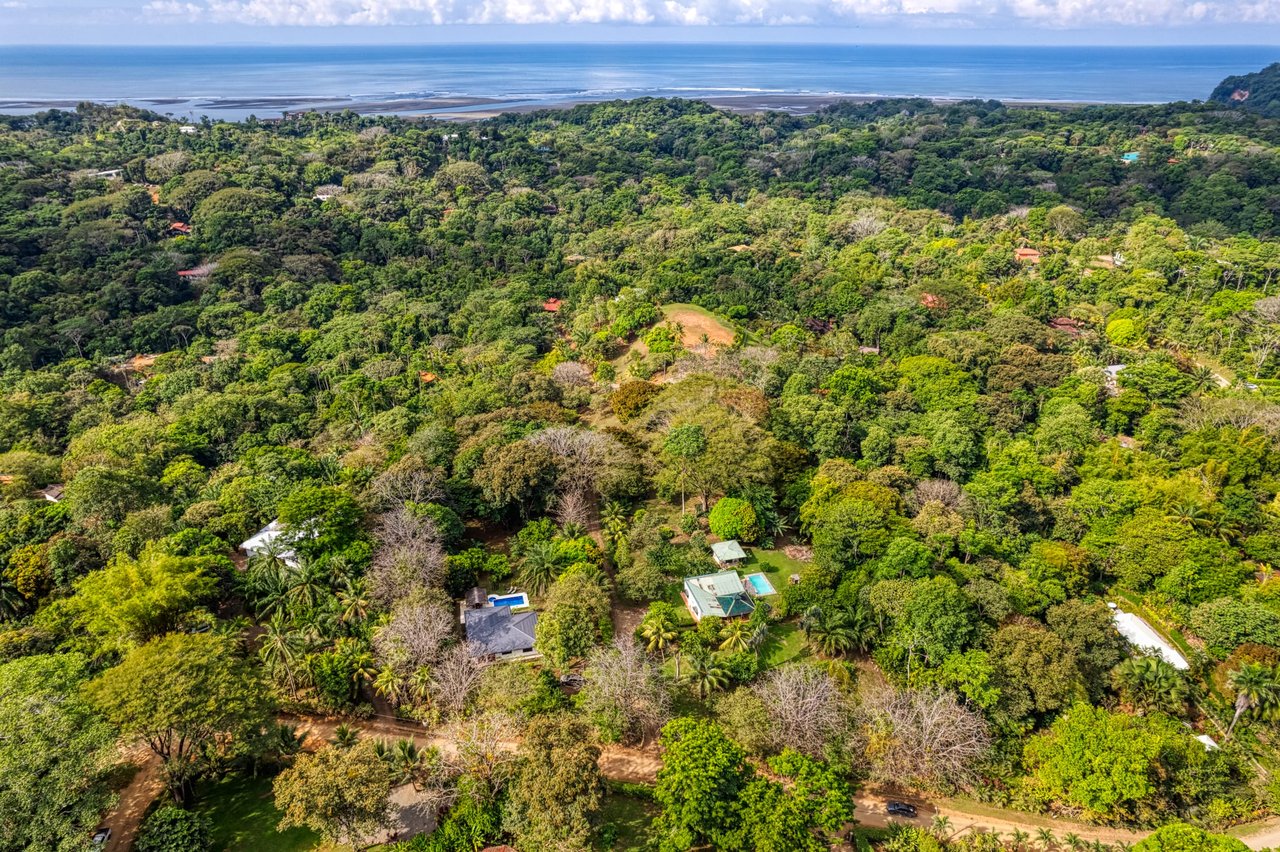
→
(419, 371, 438, 383)
(542, 298, 562, 313)
(1014, 247, 1041, 264)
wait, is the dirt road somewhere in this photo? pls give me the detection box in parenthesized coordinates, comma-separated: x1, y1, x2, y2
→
(852, 788, 1144, 847)
(98, 715, 1280, 852)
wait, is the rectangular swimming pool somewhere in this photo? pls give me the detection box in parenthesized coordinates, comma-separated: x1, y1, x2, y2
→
(488, 593, 530, 608)
(744, 572, 776, 596)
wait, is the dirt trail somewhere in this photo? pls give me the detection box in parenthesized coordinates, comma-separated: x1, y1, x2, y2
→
(599, 744, 663, 783)
(1236, 817, 1280, 850)
(102, 745, 165, 852)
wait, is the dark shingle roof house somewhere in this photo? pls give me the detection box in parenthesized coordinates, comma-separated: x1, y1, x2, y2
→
(463, 606, 538, 658)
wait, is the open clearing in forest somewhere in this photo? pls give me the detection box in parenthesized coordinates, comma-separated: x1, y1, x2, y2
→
(659, 303, 737, 350)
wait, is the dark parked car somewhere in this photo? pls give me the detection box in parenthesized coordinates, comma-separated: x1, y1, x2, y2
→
(886, 801, 918, 818)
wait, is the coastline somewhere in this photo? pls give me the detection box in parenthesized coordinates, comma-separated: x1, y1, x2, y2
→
(0, 91, 1125, 121)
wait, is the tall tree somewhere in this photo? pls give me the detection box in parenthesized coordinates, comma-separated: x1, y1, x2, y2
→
(274, 741, 394, 850)
(0, 654, 118, 852)
(86, 633, 273, 803)
(504, 715, 604, 851)
(652, 718, 753, 852)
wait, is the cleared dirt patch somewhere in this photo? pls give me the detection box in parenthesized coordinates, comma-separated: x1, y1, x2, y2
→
(660, 303, 736, 351)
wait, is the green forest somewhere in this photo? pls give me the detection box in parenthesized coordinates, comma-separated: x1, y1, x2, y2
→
(2, 94, 1280, 852)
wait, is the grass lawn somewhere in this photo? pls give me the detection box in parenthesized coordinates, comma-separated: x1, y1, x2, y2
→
(760, 621, 811, 669)
(598, 792, 659, 851)
(742, 548, 809, 593)
(197, 775, 329, 852)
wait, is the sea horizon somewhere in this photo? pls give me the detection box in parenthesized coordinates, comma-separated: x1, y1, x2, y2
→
(1, 43, 1276, 120)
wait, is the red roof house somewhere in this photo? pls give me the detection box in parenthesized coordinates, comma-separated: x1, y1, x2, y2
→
(177, 262, 217, 279)
(542, 298, 562, 313)
(166, 221, 191, 236)
(1014, 247, 1041, 264)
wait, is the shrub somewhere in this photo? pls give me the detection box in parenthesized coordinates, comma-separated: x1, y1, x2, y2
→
(708, 498, 761, 544)
(1190, 597, 1280, 657)
(609, 381, 660, 422)
(136, 806, 213, 852)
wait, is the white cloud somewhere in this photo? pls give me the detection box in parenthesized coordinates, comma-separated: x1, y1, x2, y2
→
(142, 0, 1280, 26)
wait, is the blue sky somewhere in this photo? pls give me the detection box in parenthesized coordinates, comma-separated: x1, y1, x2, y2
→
(5, 0, 1280, 44)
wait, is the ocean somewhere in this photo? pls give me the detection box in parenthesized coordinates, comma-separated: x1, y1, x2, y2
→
(0, 44, 1276, 120)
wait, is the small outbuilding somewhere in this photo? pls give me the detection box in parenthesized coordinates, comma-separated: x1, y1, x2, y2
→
(710, 540, 748, 567)
(465, 587, 488, 609)
(542, 297, 562, 312)
(1014, 247, 1041, 264)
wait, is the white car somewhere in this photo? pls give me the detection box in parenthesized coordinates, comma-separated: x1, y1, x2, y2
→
(91, 828, 111, 849)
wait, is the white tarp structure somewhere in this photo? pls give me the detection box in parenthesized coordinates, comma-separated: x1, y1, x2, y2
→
(1196, 734, 1220, 751)
(1110, 607, 1190, 670)
(239, 520, 300, 567)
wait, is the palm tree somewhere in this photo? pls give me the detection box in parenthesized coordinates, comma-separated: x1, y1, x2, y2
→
(601, 501, 628, 547)
(0, 576, 24, 621)
(1063, 833, 1083, 851)
(719, 620, 753, 654)
(640, 612, 678, 657)
(1164, 497, 1214, 533)
(800, 605, 856, 658)
(1036, 827, 1058, 850)
(1011, 827, 1030, 850)
(1110, 657, 1187, 714)
(408, 666, 433, 707)
(336, 577, 370, 626)
(519, 540, 561, 597)
(560, 521, 587, 539)
(284, 559, 329, 613)
(686, 655, 728, 702)
(330, 723, 361, 749)
(388, 739, 427, 789)
(258, 613, 306, 697)
(930, 814, 952, 838)
(373, 665, 406, 707)
(1227, 662, 1280, 738)
(334, 637, 376, 691)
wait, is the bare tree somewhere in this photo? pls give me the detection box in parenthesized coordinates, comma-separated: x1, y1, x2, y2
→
(1180, 396, 1280, 438)
(430, 643, 485, 718)
(448, 711, 520, 797)
(1246, 296, 1280, 377)
(911, 479, 965, 513)
(754, 664, 849, 758)
(369, 456, 447, 510)
(551, 361, 593, 389)
(368, 508, 446, 607)
(580, 637, 673, 745)
(552, 488, 591, 529)
(372, 598, 455, 674)
(859, 687, 991, 791)
(526, 426, 627, 500)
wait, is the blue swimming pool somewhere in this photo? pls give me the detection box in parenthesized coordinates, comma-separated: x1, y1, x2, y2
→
(489, 593, 529, 608)
(745, 573, 776, 596)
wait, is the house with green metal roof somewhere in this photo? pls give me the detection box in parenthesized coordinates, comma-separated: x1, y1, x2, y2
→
(683, 570, 755, 621)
